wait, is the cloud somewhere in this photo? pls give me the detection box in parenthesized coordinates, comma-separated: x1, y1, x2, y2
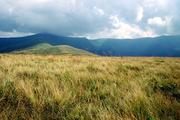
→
(0, 0, 179, 38)
(86, 15, 155, 39)
(136, 6, 144, 22)
(93, 7, 105, 16)
(110, 15, 121, 28)
(147, 16, 173, 34)
(147, 17, 170, 26)
(0, 30, 34, 38)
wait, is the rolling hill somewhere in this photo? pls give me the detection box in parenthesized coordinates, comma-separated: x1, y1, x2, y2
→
(0, 33, 180, 56)
(12, 43, 95, 55)
(0, 33, 94, 53)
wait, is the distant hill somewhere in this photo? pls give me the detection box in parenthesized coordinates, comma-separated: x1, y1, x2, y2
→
(93, 36, 180, 57)
(0, 33, 94, 53)
(0, 33, 180, 57)
(12, 43, 95, 55)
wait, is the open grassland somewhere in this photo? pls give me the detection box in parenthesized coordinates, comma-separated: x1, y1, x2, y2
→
(0, 54, 179, 120)
(12, 43, 95, 56)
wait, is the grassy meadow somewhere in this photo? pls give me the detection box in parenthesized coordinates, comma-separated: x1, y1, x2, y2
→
(0, 54, 179, 120)
(12, 43, 95, 56)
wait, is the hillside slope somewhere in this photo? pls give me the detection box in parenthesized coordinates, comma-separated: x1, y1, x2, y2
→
(92, 35, 180, 56)
(0, 33, 94, 53)
(0, 33, 180, 56)
(12, 43, 95, 55)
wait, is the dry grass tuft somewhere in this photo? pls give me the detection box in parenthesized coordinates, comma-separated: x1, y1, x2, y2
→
(0, 54, 179, 120)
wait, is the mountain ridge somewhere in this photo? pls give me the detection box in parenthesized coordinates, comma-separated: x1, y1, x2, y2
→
(0, 33, 180, 57)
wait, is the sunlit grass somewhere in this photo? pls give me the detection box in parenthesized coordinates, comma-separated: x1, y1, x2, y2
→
(0, 54, 179, 120)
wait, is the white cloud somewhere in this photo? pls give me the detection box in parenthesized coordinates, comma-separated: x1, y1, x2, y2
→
(86, 15, 155, 39)
(0, 30, 34, 38)
(35, 0, 50, 3)
(110, 15, 121, 28)
(147, 17, 171, 26)
(93, 7, 105, 16)
(86, 25, 155, 39)
(144, 0, 169, 8)
(136, 6, 144, 22)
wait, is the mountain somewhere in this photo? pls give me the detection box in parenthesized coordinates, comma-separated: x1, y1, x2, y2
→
(93, 36, 180, 56)
(0, 33, 180, 57)
(0, 33, 94, 53)
(12, 43, 95, 55)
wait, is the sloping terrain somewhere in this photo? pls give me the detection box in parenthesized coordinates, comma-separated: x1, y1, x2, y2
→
(12, 43, 95, 55)
(0, 33, 180, 56)
(93, 36, 180, 56)
(0, 33, 94, 53)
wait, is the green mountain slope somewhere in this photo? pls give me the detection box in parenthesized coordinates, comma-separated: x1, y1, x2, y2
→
(1, 33, 180, 56)
(12, 43, 95, 55)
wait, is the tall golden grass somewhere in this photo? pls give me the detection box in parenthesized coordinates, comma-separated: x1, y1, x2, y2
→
(0, 54, 179, 120)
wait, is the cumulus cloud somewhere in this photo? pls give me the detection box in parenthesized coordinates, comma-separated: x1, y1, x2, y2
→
(86, 15, 155, 39)
(0, 0, 179, 38)
(86, 24, 155, 39)
(148, 17, 170, 26)
(136, 6, 144, 22)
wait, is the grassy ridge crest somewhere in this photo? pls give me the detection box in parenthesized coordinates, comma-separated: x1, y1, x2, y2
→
(12, 43, 95, 56)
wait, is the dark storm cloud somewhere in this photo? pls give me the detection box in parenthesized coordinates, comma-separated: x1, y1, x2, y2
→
(0, 0, 179, 38)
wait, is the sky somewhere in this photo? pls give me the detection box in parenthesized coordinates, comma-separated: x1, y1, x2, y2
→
(0, 0, 180, 39)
